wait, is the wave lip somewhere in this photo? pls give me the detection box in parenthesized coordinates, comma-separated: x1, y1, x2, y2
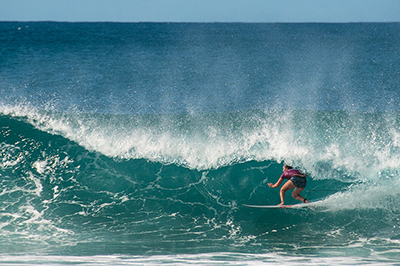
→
(2, 104, 400, 174)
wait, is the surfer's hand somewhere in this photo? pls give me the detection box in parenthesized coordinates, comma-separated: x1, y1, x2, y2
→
(268, 183, 274, 188)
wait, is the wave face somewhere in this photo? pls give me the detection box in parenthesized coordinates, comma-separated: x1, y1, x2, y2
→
(1, 22, 400, 262)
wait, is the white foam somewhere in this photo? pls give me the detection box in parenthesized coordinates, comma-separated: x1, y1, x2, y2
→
(0, 252, 396, 265)
(2, 104, 400, 178)
(313, 177, 400, 213)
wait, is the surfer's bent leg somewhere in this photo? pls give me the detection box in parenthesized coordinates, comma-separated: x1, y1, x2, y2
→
(279, 180, 295, 205)
(292, 187, 308, 203)
(290, 176, 308, 203)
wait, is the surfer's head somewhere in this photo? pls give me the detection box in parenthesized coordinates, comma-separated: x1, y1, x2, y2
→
(283, 165, 293, 171)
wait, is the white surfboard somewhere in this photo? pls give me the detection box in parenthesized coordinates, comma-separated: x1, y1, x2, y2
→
(243, 203, 314, 209)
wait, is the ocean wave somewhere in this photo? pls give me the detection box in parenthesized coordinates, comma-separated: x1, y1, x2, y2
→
(1, 103, 400, 256)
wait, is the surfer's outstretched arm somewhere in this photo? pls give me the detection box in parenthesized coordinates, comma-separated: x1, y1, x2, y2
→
(268, 177, 284, 188)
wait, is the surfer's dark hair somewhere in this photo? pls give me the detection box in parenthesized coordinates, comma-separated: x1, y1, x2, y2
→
(284, 165, 293, 169)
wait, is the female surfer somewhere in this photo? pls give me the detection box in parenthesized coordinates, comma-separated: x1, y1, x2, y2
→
(268, 165, 309, 205)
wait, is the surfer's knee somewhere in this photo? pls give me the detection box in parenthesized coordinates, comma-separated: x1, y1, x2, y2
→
(280, 187, 289, 193)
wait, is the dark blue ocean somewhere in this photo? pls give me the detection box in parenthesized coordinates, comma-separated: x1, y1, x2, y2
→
(1, 22, 400, 265)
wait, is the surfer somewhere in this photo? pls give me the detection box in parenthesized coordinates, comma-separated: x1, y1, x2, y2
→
(268, 165, 309, 205)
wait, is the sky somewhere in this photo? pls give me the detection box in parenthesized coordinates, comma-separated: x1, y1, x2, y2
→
(0, 0, 399, 23)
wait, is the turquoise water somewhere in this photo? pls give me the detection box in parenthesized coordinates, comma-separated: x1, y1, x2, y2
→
(1, 22, 400, 265)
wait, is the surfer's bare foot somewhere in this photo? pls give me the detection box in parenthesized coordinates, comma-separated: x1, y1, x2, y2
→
(304, 199, 309, 203)
(278, 202, 284, 205)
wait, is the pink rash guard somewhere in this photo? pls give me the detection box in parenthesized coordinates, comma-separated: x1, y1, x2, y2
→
(280, 169, 302, 180)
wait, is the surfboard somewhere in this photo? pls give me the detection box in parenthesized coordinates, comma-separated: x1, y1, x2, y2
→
(243, 203, 313, 209)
